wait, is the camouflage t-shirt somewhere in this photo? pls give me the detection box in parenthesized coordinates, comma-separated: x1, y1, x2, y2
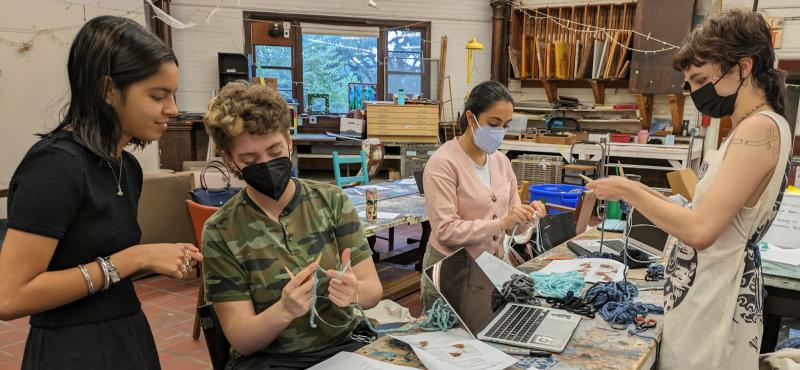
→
(202, 178, 372, 358)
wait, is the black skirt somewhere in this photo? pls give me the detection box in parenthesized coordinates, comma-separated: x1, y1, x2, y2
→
(21, 309, 160, 370)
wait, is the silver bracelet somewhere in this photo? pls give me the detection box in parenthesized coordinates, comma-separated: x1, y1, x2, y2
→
(96, 258, 111, 291)
(78, 264, 95, 296)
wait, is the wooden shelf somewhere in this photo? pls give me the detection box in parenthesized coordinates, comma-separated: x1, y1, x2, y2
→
(518, 79, 629, 105)
(515, 106, 637, 113)
(519, 79, 629, 89)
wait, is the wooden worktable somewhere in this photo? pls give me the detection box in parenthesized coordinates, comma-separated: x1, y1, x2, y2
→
(357, 228, 663, 369)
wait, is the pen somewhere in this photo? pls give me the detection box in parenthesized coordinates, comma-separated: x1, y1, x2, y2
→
(498, 346, 552, 357)
(490, 343, 553, 357)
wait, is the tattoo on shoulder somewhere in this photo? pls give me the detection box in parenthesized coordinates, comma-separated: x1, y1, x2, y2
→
(729, 121, 779, 158)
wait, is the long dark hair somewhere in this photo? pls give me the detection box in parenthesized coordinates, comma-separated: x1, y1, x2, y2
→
(458, 80, 515, 133)
(673, 9, 786, 116)
(45, 16, 178, 160)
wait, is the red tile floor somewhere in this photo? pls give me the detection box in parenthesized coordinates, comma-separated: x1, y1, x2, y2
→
(0, 225, 424, 370)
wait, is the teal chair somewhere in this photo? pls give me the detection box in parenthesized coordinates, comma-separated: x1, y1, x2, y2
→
(332, 150, 394, 250)
(332, 150, 370, 187)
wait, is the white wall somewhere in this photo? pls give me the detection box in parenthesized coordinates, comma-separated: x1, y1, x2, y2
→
(169, 0, 494, 121)
(0, 0, 161, 218)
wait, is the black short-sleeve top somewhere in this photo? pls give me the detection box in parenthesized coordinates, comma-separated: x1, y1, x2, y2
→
(7, 130, 143, 327)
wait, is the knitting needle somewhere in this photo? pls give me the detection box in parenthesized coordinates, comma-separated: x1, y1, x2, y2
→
(579, 174, 594, 183)
(314, 253, 323, 265)
(617, 160, 626, 177)
(284, 266, 295, 279)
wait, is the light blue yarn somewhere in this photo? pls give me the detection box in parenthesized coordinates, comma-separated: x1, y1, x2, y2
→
(528, 270, 585, 299)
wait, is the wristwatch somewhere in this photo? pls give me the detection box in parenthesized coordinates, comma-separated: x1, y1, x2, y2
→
(97, 256, 121, 290)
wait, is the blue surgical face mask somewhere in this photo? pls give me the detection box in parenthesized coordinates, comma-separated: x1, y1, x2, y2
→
(470, 114, 506, 154)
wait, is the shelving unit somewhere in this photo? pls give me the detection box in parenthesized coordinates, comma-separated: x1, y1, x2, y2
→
(509, 3, 636, 105)
(218, 52, 248, 89)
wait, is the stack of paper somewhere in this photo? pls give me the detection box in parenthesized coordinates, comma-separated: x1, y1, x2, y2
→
(761, 243, 800, 266)
(537, 258, 626, 283)
(308, 352, 417, 369)
(391, 329, 518, 370)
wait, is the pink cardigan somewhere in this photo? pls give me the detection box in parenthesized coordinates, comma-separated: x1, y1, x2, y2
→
(423, 139, 522, 257)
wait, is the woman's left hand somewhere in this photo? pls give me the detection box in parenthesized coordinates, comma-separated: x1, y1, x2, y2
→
(586, 176, 633, 201)
(325, 248, 359, 307)
(529, 200, 547, 218)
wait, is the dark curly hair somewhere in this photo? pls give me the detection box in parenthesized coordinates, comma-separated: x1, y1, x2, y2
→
(673, 9, 787, 116)
(204, 81, 291, 153)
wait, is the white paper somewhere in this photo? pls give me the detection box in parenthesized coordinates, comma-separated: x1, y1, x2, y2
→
(356, 185, 391, 191)
(308, 352, 417, 369)
(396, 178, 417, 185)
(390, 329, 518, 370)
(761, 243, 800, 266)
(358, 211, 401, 220)
(475, 252, 523, 290)
(538, 258, 626, 283)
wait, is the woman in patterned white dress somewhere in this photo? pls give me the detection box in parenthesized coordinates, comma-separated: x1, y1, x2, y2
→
(587, 10, 793, 369)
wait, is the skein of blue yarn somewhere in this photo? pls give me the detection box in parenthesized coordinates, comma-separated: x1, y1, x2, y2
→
(776, 337, 800, 351)
(600, 301, 664, 327)
(584, 281, 638, 307)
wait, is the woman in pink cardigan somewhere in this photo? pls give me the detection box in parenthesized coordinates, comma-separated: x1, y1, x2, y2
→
(421, 81, 546, 309)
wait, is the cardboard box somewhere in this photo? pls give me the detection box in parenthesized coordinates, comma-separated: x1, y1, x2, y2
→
(667, 168, 698, 202)
(340, 117, 365, 138)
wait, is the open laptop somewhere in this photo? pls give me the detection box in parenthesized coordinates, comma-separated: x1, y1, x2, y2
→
(567, 208, 669, 260)
(413, 170, 424, 195)
(424, 248, 581, 353)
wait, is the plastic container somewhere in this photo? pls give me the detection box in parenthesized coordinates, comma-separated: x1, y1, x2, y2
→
(397, 88, 405, 105)
(529, 184, 586, 214)
(610, 133, 631, 143)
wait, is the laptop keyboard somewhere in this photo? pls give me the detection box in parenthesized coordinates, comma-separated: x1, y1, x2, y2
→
(485, 305, 546, 343)
(598, 240, 626, 253)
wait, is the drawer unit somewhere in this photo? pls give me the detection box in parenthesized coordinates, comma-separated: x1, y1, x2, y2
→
(367, 103, 440, 143)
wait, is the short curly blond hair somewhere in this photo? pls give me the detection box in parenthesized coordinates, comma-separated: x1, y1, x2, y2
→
(204, 81, 290, 153)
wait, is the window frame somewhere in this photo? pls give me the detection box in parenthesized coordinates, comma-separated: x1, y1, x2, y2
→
(244, 12, 431, 114)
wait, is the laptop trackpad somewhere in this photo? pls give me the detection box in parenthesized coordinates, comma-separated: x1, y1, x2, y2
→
(529, 312, 577, 347)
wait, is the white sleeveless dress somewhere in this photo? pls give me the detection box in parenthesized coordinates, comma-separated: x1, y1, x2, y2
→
(661, 111, 794, 369)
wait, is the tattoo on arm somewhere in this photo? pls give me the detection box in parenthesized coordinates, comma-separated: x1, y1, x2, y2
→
(730, 122, 779, 158)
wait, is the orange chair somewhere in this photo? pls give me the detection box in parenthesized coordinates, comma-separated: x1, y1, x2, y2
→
(185, 200, 219, 340)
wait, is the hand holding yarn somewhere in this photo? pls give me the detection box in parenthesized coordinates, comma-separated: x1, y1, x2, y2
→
(325, 248, 359, 307)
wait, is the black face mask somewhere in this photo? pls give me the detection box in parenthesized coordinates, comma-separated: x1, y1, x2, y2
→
(690, 68, 744, 118)
(238, 157, 292, 200)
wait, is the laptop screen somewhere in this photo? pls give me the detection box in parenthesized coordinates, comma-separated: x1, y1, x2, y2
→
(413, 170, 424, 195)
(423, 249, 505, 336)
(627, 208, 669, 252)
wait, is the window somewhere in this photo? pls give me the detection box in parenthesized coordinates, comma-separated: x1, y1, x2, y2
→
(302, 34, 377, 113)
(254, 45, 293, 100)
(386, 30, 422, 97)
(245, 14, 430, 114)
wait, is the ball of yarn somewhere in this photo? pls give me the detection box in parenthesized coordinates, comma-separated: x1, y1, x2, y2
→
(529, 270, 585, 299)
(501, 274, 540, 305)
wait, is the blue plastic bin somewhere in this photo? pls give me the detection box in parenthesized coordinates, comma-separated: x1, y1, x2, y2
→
(528, 184, 586, 214)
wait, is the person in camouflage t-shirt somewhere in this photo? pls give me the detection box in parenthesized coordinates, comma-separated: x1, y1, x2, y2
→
(201, 82, 383, 369)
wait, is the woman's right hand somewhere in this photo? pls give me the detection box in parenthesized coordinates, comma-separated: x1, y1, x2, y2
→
(132, 243, 203, 279)
(279, 263, 318, 320)
(500, 204, 536, 231)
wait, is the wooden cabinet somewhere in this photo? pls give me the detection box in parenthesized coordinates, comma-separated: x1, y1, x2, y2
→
(366, 104, 439, 143)
(159, 119, 209, 171)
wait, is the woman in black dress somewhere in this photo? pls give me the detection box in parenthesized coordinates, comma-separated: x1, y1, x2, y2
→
(0, 16, 203, 369)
